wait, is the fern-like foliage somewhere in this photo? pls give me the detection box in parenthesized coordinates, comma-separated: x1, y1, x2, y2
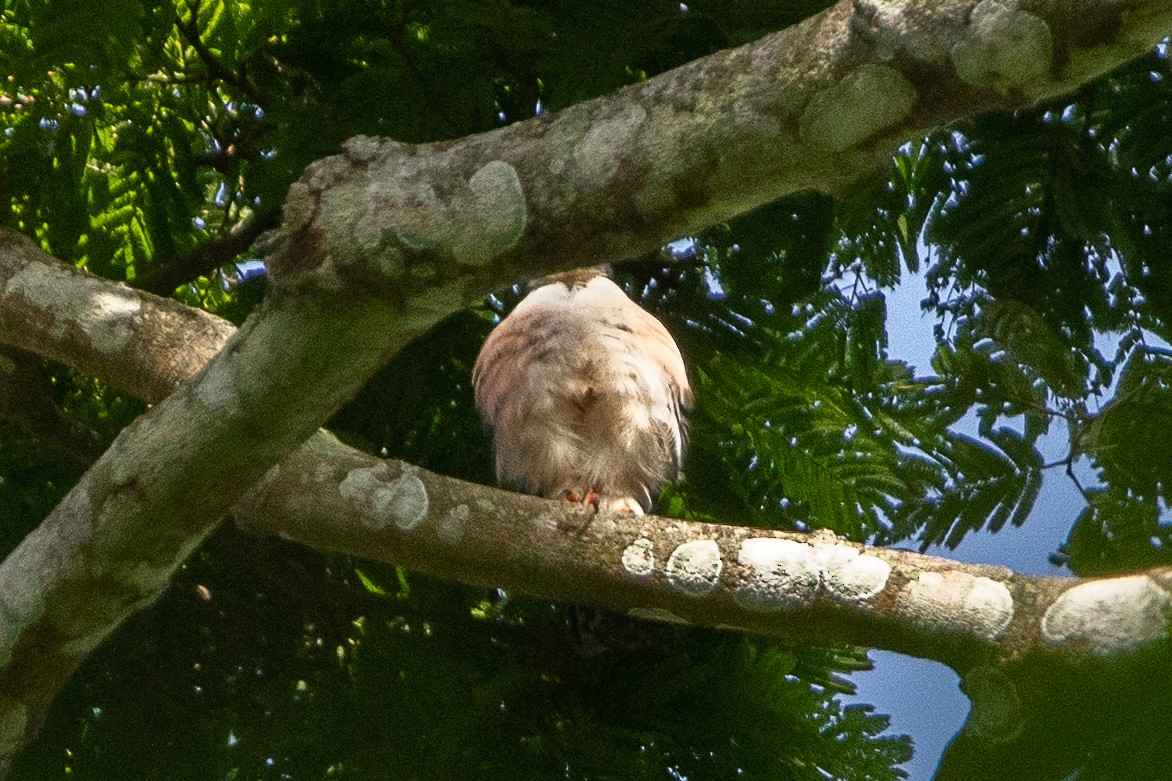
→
(914, 45, 1172, 566)
(1055, 350, 1172, 575)
(618, 234, 1045, 549)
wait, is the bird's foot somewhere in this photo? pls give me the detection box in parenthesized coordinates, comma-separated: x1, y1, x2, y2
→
(559, 490, 642, 534)
(560, 489, 641, 514)
(562, 489, 593, 508)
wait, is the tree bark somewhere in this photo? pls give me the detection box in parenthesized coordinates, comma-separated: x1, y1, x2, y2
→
(0, 0, 1170, 770)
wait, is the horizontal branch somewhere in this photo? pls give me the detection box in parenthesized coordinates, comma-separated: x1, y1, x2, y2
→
(0, 231, 236, 402)
(132, 209, 281, 297)
(233, 434, 1172, 672)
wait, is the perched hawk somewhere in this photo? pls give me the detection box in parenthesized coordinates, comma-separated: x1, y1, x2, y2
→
(474, 267, 691, 515)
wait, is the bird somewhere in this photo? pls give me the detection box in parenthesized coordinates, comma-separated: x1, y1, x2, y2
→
(473, 266, 691, 515)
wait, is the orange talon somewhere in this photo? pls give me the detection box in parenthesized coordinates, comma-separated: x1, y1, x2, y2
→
(583, 490, 602, 510)
(564, 490, 582, 503)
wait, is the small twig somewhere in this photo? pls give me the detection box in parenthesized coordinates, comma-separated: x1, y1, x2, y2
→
(174, 2, 260, 102)
(132, 209, 280, 296)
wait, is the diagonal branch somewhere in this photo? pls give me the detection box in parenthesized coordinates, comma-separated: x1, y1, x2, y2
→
(232, 432, 1172, 671)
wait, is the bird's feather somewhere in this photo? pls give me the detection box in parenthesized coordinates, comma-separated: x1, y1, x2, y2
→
(474, 271, 691, 514)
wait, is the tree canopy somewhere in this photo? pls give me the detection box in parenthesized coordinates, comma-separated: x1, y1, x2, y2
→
(2, 1, 1172, 779)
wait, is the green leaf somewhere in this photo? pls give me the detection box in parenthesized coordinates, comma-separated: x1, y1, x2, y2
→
(1084, 350, 1172, 499)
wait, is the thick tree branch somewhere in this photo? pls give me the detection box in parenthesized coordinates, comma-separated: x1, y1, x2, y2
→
(232, 433, 1172, 673)
(0, 0, 1169, 770)
(269, 0, 1172, 299)
(0, 231, 237, 402)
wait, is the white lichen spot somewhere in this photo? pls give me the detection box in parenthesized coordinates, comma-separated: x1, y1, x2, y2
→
(627, 607, 690, 624)
(736, 538, 819, 610)
(4, 265, 140, 353)
(453, 160, 527, 264)
(800, 64, 917, 152)
(542, 106, 591, 179)
(437, 504, 469, 545)
(87, 290, 141, 352)
(50, 483, 95, 564)
(531, 512, 561, 533)
(381, 475, 429, 531)
(735, 537, 890, 611)
(817, 544, 892, 603)
(855, 0, 968, 64)
(0, 700, 29, 754)
(192, 333, 246, 417)
(621, 537, 655, 577)
(339, 465, 429, 532)
(952, 0, 1052, 91)
(894, 570, 1015, 641)
(666, 539, 722, 596)
(1041, 575, 1171, 656)
(194, 368, 243, 417)
(574, 104, 647, 184)
(475, 499, 497, 513)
